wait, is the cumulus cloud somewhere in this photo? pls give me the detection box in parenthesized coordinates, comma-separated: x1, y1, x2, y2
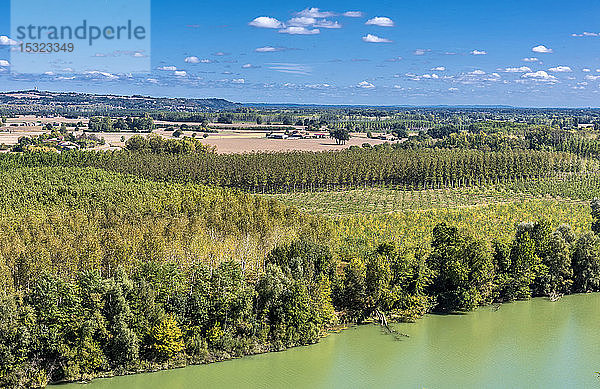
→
(471, 50, 487, 55)
(362, 34, 392, 43)
(469, 70, 486, 75)
(174, 70, 187, 77)
(158, 66, 177, 71)
(413, 48, 430, 55)
(314, 20, 341, 29)
(242, 63, 260, 69)
(297, 8, 335, 18)
(0, 36, 18, 45)
(357, 81, 375, 88)
(184, 56, 201, 64)
(0, 60, 9, 67)
(431, 66, 446, 71)
(288, 16, 316, 26)
(501, 66, 531, 73)
(83, 71, 119, 80)
(279, 26, 320, 35)
(523, 57, 539, 62)
(343, 11, 363, 17)
(522, 70, 557, 81)
(585, 75, 600, 81)
(548, 66, 572, 72)
(365, 17, 394, 27)
(583, 68, 591, 72)
(231, 78, 245, 84)
(249, 16, 283, 29)
(532, 45, 553, 53)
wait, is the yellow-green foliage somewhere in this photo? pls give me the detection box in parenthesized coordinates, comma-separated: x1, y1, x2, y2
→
(0, 167, 335, 292)
(149, 315, 185, 361)
(334, 200, 592, 258)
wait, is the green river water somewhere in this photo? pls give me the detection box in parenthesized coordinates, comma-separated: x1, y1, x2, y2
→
(62, 293, 600, 389)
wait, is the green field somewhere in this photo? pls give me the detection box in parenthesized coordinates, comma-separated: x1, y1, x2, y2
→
(266, 175, 600, 217)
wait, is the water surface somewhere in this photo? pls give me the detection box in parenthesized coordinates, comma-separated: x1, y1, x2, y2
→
(63, 294, 600, 388)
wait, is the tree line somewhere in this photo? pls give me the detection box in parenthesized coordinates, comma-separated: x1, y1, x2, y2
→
(0, 148, 587, 192)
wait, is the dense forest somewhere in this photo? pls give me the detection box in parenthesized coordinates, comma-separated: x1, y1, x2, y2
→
(1, 161, 600, 387)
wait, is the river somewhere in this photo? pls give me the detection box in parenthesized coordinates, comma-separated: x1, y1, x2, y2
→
(62, 293, 600, 388)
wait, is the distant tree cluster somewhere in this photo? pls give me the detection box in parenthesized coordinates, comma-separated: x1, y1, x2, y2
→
(125, 134, 215, 154)
(88, 115, 154, 132)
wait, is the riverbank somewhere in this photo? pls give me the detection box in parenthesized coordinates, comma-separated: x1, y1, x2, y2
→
(59, 294, 600, 389)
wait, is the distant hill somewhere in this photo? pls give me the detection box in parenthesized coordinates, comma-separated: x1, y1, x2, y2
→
(0, 90, 241, 116)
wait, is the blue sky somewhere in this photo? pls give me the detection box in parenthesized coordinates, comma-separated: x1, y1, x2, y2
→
(1, 0, 600, 106)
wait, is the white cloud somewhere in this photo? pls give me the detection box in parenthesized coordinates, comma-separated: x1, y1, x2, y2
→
(523, 57, 539, 62)
(449, 87, 459, 91)
(242, 63, 255, 68)
(522, 70, 557, 81)
(279, 26, 320, 35)
(288, 17, 316, 26)
(267, 63, 311, 75)
(185, 56, 201, 64)
(362, 34, 392, 43)
(146, 78, 159, 84)
(585, 75, 600, 81)
(306, 83, 331, 89)
(0, 60, 9, 67)
(44, 71, 54, 75)
(583, 68, 591, 72)
(471, 50, 487, 55)
(174, 70, 187, 77)
(343, 11, 363, 17)
(572, 32, 599, 37)
(255, 46, 283, 52)
(413, 48, 430, 55)
(297, 8, 335, 18)
(532, 45, 553, 53)
(502, 66, 531, 73)
(469, 70, 486, 75)
(357, 81, 375, 89)
(548, 66, 572, 72)
(431, 66, 446, 71)
(365, 17, 394, 27)
(84, 71, 118, 80)
(231, 78, 245, 84)
(407, 73, 441, 81)
(158, 66, 177, 71)
(0, 36, 18, 46)
(249, 16, 283, 29)
(314, 20, 341, 29)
